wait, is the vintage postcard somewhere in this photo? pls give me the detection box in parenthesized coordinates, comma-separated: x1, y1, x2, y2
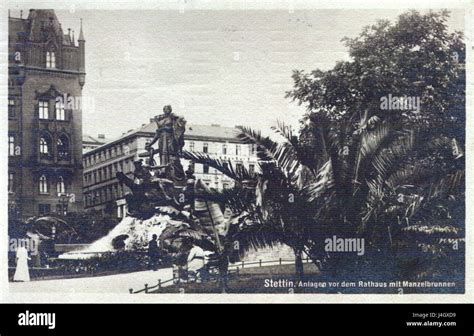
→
(1, 0, 472, 303)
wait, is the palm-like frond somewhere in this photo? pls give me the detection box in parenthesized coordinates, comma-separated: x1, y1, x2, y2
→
(236, 125, 279, 161)
(408, 170, 465, 216)
(304, 160, 334, 202)
(194, 185, 258, 215)
(271, 120, 299, 148)
(238, 125, 308, 179)
(369, 130, 414, 183)
(180, 150, 254, 181)
(226, 218, 284, 260)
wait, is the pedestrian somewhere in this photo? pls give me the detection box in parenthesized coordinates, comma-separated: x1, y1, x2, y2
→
(148, 234, 160, 270)
(13, 243, 30, 282)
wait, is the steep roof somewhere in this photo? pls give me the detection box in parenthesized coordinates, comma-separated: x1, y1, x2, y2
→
(9, 10, 77, 47)
(26, 9, 62, 42)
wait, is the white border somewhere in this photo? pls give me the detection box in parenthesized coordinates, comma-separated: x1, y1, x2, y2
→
(0, 0, 472, 303)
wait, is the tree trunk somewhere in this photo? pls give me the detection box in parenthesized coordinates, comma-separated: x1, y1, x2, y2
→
(294, 248, 304, 280)
(218, 255, 229, 293)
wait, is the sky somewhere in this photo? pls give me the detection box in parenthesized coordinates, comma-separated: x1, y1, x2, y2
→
(10, 8, 465, 139)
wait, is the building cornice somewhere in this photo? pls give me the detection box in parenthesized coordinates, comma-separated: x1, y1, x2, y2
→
(9, 65, 86, 76)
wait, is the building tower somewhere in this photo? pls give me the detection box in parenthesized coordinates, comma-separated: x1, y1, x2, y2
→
(8, 9, 86, 217)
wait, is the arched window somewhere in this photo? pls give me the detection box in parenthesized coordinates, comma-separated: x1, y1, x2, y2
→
(55, 99, 66, 120)
(57, 135, 70, 160)
(56, 176, 65, 194)
(39, 134, 52, 155)
(39, 175, 48, 194)
(46, 50, 56, 68)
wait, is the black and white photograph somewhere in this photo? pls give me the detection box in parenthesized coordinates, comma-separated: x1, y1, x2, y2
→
(1, 0, 471, 310)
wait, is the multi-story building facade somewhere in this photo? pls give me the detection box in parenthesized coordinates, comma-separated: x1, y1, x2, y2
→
(8, 10, 85, 217)
(82, 122, 258, 218)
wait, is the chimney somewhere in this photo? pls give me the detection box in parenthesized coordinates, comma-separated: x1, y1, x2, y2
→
(98, 134, 105, 139)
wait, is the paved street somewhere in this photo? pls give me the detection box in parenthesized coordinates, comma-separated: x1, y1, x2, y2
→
(9, 268, 173, 294)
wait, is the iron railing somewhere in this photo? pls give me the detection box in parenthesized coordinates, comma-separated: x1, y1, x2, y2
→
(129, 257, 312, 294)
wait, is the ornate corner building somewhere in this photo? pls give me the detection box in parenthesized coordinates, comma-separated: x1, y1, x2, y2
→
(8, 10, 85, 217)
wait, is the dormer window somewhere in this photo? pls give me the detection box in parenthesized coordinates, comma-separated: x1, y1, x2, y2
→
(46, 51, 56, 68)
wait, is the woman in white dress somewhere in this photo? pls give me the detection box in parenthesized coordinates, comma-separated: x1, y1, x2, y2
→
(13, 245, 30, 282)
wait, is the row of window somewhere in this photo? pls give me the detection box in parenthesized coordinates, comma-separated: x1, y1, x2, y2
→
(38, 133, 70, 159)
(84, 183, 125, 207)
(38, 203, 68, 216)
(9, 134, 70, 158)
(201, 180, 232, 190)
(188, 142, 256, 156)
(38, 175, 67, 194)
(83, 160, 253, 185)
(82, 140, 257, 168)
(200, 162, 254, 175)
(83, 143, 131, 167)
(84, 159, 132, 186)
(38, 100, 67, 120)
(8, 174, 66, 195)
(8, 97, 68, 120)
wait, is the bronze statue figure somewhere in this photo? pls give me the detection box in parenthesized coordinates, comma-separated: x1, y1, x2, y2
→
(145, 105, 186, 184)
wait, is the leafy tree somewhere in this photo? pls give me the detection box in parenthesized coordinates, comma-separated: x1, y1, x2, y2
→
(285, 10, 465, 279)
(288, 10, 464, 143)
